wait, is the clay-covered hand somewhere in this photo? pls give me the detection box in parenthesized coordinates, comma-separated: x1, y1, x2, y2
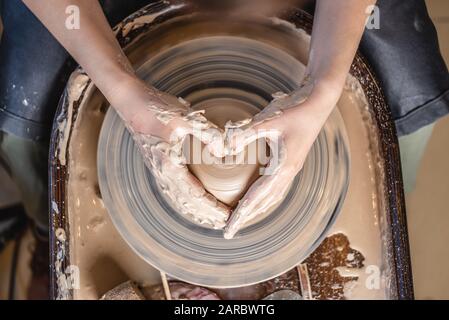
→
(223, 81, 340, 239)
(113, 79, 229, 228)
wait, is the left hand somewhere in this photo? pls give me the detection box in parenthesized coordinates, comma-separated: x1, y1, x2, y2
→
(108, 77, 230, 229)
(223, 81, 342, 239)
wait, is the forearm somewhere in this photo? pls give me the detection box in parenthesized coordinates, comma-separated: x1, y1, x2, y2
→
(22, 0, 146, 121)
(306, 0, 377, 108)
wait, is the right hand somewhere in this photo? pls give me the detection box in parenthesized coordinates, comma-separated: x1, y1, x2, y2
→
(222, 80, 342, 239)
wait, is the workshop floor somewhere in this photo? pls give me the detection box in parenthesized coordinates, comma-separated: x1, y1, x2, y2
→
(403, 0, 449, 299)
(0, 1, 448, 300)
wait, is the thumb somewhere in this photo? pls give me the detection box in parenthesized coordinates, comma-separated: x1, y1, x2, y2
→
(225, 120, 282, 156)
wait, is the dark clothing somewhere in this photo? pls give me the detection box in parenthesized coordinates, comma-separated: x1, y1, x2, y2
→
(0, 0, 76, 140)
(360, 0, 449, 136)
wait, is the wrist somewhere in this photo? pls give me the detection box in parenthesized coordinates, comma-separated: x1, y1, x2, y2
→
(102, 73, 157, 123)
(292, 78, 343, 123)
(100, 70, 139, 104)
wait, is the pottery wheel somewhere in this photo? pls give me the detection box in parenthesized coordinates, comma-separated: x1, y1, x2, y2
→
(98, 36, 350, 287)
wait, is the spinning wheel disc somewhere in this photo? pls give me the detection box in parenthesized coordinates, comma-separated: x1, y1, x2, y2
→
(98, 36, 350, 287)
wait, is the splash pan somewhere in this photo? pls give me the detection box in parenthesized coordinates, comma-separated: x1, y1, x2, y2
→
(97, 17, 350, 287)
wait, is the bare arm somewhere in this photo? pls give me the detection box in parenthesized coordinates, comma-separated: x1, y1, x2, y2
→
(306, 0, 377, 108)
(22, 0, 146, 122)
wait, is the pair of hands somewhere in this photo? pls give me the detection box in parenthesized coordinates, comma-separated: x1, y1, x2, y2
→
(113, 77, 340, 239)
(22, 0, 367, 238)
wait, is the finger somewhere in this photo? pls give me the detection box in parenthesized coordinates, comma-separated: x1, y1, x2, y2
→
(191, 127, 226, 158)
(225, 121, 282, 156)
(157, 152, 230, 228)
(221, 84, 312, 155)
(223, 135, 288, 239)
(223, 167, 294, 239)
(171, 110, 226, 158)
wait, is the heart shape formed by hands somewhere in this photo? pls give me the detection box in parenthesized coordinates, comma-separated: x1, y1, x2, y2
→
(185, 99, 271, 208)
(181, 98, 287, 239)
(186, 137, 265, 207)
(132, 86, 309, 239)
(183, 87, 312, 239)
